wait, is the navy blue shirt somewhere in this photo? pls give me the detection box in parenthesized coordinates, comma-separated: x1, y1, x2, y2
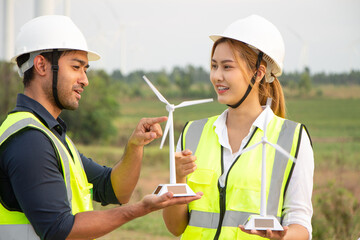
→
(0, 94, 119, 240)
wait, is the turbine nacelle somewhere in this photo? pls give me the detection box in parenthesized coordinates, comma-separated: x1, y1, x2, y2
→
(166, 104, 175, 112)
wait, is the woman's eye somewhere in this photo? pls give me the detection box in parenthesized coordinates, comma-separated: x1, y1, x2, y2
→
(211, 64, 218, 69)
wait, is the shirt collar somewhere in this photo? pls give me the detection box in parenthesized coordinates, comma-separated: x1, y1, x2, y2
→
(13, 93, 67, 135)
(252, 105, 275, 132)
(213, 106, 275, 145)
(213, 109, 229, 148)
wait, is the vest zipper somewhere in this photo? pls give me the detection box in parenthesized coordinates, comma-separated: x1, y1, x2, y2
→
(214, 186, 226, 240)
(214, 147, 225, 240)
(213, 127, 258, 240)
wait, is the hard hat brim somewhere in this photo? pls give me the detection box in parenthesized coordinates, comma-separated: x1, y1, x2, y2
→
(11, 48, 101, 64)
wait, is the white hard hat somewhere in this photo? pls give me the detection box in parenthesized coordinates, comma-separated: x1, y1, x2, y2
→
(12, 15, 100, 77)
(210, 15, 285, 83)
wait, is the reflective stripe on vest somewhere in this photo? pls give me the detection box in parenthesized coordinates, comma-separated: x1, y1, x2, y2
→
(0, 112, 93, 239)
(267, 119, 298, 216)
(0, 224, 39, 240)
(183, 118, 208, 154)
(181, 115, 301, 239)
(188, 210, 282, 229)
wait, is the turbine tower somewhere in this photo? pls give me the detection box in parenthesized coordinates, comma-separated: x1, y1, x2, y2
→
(64, 0, 71, 16)
(3, 0, 14, 61)
(34, 0, 55, 17)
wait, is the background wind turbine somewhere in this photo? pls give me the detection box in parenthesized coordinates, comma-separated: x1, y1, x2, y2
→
(287, 27, 309, 72)
(142, 75, 213, 196)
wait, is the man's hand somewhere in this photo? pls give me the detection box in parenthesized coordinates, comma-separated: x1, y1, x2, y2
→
(128, 116, 168, 146)
(239, 225, 288, 240)
(140, 192, 203, 214)
(175, 150, 197, 183)
(67, 192, 202, 239)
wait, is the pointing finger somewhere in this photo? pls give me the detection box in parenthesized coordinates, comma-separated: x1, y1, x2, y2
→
(144, 116, 168, 126)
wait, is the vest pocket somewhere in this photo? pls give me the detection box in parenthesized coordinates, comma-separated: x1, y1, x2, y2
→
(181, 225, 202, 239)
(228, 186, 261, 213)
(81, 182, 93, 209)
(182, 225, 217, 240)
(187, 169, 218, 210)
(188, 168, 214, 185)
(70, 174, 93, 213)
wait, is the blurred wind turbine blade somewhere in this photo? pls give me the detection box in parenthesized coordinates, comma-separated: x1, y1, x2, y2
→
(237, 141, 262, 155)
(142, 75, 169, 105)
(160, 113, 172, 149)
(175, 99, 213, 108)
(265, 141, 296, 162)
(286, 26, 309, 71)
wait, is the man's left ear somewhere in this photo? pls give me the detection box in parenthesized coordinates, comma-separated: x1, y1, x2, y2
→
(256, 65, 266, 82)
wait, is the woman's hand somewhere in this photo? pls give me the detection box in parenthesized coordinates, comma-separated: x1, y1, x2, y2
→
(175, 150, 197, 183)
(239, 225, 289, 240)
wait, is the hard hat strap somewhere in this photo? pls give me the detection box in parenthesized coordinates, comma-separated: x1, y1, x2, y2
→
(227, 52, 264, 109)
(51, 49, 64, 109)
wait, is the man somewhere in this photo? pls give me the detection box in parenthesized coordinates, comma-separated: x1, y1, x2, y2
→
(0, 15, 201, 240)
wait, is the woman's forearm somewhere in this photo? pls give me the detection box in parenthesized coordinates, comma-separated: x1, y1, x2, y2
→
(163, 204, 189, 236)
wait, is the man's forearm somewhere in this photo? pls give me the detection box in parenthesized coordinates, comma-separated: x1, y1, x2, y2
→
(110, 116, 167, 203)
(66, 192, 202, 240)
(67, 201, 148, 239)
(111, 143, 143, 203)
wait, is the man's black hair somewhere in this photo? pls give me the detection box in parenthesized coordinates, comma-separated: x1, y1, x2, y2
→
(16, 51, 64, 87)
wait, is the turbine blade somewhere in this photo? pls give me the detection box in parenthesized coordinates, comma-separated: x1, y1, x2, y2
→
(142, 75, 169, 105)
(175, 98, 213, 108)
(160, 113, 172, 149)
(237, 141, 262, 155)
(265, 141, 296, 162)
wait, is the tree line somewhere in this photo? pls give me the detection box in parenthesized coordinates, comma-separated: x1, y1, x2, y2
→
(1, 61, 359, 144)
(282, 68, 360, 85)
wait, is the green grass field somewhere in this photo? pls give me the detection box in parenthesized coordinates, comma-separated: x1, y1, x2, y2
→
(287, 98, 360, 168)
(78, 94, 360, 239)
(115, 97, 360, 168)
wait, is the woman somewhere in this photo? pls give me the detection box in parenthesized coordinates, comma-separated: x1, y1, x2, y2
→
(163, 15, 314, 240)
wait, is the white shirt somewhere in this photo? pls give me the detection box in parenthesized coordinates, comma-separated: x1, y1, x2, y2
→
(177, 106, 314, 238)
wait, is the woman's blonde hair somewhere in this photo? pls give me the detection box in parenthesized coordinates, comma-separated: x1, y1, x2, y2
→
(211, 38, 286, 118)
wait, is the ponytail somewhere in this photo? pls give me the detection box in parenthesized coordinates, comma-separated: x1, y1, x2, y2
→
(258, 75, 286, 118)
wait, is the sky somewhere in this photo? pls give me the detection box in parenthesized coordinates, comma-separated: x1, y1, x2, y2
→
(1, 0, 359, 75)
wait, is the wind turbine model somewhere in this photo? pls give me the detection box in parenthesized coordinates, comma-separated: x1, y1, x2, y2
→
(240, 98, 296, 231)
(142, 75, 213, 197)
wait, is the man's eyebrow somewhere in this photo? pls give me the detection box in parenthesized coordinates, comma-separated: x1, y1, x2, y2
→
(71, 58, 90, 68)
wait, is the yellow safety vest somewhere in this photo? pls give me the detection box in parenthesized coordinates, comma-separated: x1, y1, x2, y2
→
(180, 115, 303, 240)
(0, 111, 93, 239)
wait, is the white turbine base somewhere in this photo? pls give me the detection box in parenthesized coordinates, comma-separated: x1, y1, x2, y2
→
(152, 183, 196, 197)
(244, 215, 283, 231)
